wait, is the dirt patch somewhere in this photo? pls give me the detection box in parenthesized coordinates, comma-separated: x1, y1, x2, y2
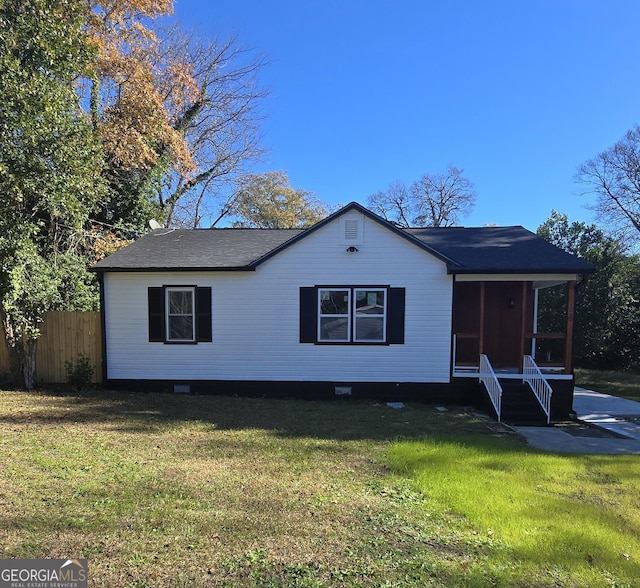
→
(553, 421, 629, 439)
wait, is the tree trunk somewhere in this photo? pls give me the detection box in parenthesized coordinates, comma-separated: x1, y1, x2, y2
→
(22, 338, 37, 391)
(1, 308, 22, 385)
(1, 306, 38, 389)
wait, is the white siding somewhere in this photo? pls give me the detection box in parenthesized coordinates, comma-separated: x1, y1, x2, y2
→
(104, 213, 453, 383)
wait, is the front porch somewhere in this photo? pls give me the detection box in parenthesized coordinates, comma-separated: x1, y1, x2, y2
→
(451, 278, 576, 378)
(451, 278, 577, 422)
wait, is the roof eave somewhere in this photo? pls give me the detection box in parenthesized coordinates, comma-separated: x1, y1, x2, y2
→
(448, 267, 596, 275)
(90, 265, 255, 273)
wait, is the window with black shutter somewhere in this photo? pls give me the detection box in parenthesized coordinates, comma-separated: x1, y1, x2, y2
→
(148, 286, 212, 343)
(299, 286, 405, 344)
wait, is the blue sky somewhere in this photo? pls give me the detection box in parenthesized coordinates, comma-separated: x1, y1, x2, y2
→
(171, 0, 639, 231)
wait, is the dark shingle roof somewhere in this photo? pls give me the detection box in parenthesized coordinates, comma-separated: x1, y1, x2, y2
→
(91, 203, 593, 275)
(91, 228, 304, 271)
(406, 226, 595, 274)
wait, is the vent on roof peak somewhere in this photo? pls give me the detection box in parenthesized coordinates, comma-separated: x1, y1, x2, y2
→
(339, 214, 364, 245)
(344, 219, 359, 240)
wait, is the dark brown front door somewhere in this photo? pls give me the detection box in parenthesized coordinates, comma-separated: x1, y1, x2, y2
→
(482, 282, 524, 367)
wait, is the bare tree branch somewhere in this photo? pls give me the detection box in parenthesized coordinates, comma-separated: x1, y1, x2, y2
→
(367, 166, 476, 228)
(367, 180, 412, 227)
(576, 125, 640, 241)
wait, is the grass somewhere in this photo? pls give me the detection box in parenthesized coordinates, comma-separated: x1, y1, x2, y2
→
(0, 389, 639, 586)
(575, 368, 640, 401)
(390, 437, 640, 586)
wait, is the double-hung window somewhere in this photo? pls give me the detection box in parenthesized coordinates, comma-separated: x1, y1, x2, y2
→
(354, 288, 386, 342)
(319, 289, 351, 342)
(306, 286, 402, 344)
(148, 286, 212, 343)
(166, 287, 195, 342)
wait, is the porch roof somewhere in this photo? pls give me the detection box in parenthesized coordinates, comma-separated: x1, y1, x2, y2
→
(406, 226, 595, 275)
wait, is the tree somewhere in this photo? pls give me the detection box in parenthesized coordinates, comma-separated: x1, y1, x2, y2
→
(367, 180, 413, 227)
(0, 0, 107, 388)
(88, 0, 180, 167)
(411, 165, 476, 227)
(230, 172, 329, 228)
(87, 5, 267, 231)
(367, 165, 476, 227)
(152, 28, 268, 229)
(0, 0, 269, 385)
(537, 211, 640, 370)
(576, 125, 640, 242)
(86, 0, 191, 233)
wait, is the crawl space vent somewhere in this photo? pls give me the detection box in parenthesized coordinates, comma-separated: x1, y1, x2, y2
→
(335, 386, 352, 396)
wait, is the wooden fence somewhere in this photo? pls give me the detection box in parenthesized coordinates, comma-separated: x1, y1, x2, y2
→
(0, 311, 102, 384)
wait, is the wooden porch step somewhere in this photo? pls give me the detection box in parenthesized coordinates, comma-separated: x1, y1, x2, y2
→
(499, 380, 548, 426)
(481, 380, 549, 426)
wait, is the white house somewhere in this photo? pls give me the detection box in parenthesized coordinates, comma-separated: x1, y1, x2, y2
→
(92, 202, 593, 423)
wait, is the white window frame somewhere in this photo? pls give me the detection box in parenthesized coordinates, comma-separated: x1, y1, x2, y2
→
(165, 286, 196, 342)
(353, 288, 387, 343)
(317, 287, 387, 344)
(318, 289, 351, 342)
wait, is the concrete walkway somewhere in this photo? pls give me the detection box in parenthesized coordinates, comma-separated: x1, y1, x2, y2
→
(514, 388, 640, 454)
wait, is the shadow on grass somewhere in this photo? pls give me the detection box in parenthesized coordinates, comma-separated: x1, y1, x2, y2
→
(0, 387, 509, 443)
(4, 389, 640, 585)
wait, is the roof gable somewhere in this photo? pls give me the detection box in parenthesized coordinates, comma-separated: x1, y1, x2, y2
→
(247, 201, 458, 268)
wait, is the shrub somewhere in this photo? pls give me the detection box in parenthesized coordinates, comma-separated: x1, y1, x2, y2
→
(64, 354, 94, 390)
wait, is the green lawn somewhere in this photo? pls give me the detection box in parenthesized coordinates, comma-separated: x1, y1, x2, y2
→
(0, 389, 639, 587)
(575, 368, 640, 401)
(390, 437, 640, 586)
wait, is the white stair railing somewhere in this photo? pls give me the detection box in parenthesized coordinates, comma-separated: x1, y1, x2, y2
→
(523, 355, 553, 424)
(479, 354, 502, 422)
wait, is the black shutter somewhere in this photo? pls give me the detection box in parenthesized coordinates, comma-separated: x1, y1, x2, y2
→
(299, 287, 317, 343)
(387, 287, 405, 344)
(148, 287, 165, 342)
(195, 287, 212, 342)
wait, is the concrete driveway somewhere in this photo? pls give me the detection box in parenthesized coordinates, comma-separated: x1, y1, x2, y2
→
(514, 387, 640, 454)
